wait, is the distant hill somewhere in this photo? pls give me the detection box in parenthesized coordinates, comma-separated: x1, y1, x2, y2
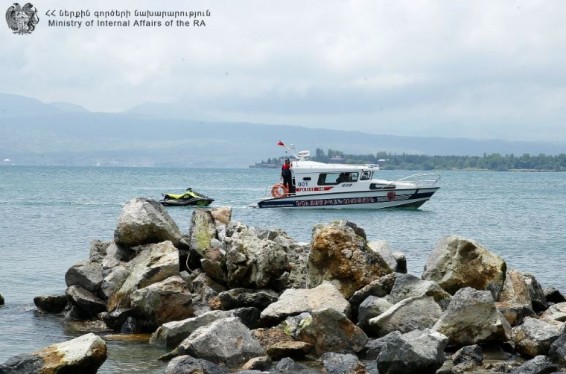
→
(1, 93, 564, 167)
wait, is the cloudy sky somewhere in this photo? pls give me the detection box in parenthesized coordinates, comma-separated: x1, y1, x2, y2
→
(3, 0, 566, 143)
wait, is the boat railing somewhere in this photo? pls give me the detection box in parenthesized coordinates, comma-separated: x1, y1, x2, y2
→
(394, 173, 441, 188)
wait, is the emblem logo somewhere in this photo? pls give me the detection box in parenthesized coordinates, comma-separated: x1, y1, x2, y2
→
(6, 3, 39, 35)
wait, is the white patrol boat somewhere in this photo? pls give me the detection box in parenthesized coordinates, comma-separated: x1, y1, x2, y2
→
(257, 147, 440, 209)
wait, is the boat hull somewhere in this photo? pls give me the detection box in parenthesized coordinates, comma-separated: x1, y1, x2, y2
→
(257, 187, 439, 209)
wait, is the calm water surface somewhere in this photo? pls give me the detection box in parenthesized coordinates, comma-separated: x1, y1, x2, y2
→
(0, 166, 564, 372)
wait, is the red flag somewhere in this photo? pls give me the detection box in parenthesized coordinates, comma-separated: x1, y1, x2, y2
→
(277, 140, 285, 147)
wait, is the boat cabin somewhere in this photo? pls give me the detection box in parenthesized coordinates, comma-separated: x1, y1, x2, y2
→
(288, 159, 381, 195)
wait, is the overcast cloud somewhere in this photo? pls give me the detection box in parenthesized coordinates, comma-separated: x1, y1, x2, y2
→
(2, 0, 566, 143)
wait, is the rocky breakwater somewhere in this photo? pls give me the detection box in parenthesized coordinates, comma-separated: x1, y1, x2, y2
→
(4, 196, 565, 373)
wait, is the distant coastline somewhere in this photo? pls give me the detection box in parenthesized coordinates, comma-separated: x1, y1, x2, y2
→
(249, 149, 566, 172)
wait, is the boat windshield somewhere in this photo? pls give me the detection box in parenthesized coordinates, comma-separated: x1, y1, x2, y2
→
(317, 172, 359, 185)
(360, 171, 372, 180)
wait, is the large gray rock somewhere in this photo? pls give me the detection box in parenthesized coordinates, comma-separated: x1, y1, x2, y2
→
(107, 241, 179, 312)
(65, 260, 103, 294)
(66, 285, 107, 318)
(496, 269, 536, 326)
(217, 288, 279, 310)
(33, 294, 68, 314)
(549, 332, 566, 365)
(150, 310, 234, 348)
(308, 221, 394, 299)
(260, 281, 350, 323)
(387, 273, 452, 310)
(541, 302, 566, 323)
(451, 344, 483, 373)
(178, 317, 264, 367)
(512, 317, 565, 357)
(524, 273, 549, 312)
(368, 296, 442, 337)
(357, 296, 393, 331)
(422, 235, 506, 299)
(294, 308, 368, 355)
(0, 333, 107, 374)
(224, 222, 289, 290)
(509, 355, 561, 374)
(433, 287, 511, 346)
(165, 355, 229, 374)
(348, 273, 396, 318)
(114, 197, 182, 247)
(320, 352, 366, 374)
(376, 329, 448, 374)
(130, 275, 194, 331)
(188, 208, 218, 258)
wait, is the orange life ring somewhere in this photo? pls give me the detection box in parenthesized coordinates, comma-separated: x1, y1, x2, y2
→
(271, 183, 288, 198)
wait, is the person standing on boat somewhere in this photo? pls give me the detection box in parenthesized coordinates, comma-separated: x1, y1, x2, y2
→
(281, 158, 294, 195)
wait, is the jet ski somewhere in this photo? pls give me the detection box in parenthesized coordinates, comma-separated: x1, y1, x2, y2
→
(159, 188, 214, 207)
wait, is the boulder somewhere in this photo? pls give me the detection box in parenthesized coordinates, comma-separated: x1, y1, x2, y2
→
(541, 302, 566, 323)
(496, 269, 536, 326)
(130, 275, 194, 331)
(294, 308, 368, 355)
(432, 287, 511, 346)
(189, 271, 227, 314)
(101, 242, 133, 271)
(33, 294, 68, 314)
(368, 296, 442, 337)
(241, 356, 272, 371)
(65, 260, 103, 294)
(392, 251, 407, 273)
(266, 341, 312, 360)
(359, 332, 400, 360)
(524, 273, 549, 312)
(422, 235, 506, 299)
(100, 265, 130, 300)
(66, 285, 107, 318)
(217, 288, 279, 310)
(0, 333, 107, 374)
(114, 197, 182, 247)
(509, 355, 561, 374)
(260, 281, 350, 324)
(387, 273, 452, 310)
(251, 325, 295, 350)
(549, 331, 566, 365)
(320, 352, 366, 374)
(164, 355, 229, 374)
(512, 317, 565, 357)
(224, 222, 289, 290)
(376, 329, 448, 374)
(150, 310, 234, 348)
(210, 207, 232, 241)
(107, 241, 179, 312)
(274, 357, 312, 373)
(178, 317, 265, 367)
(88, 239, 110, 264)
(451, 344, 483, 373)
(357, 295, 393, 330)
(368, 240, 397, 272)
(545, 287, 566, 305)
(188, 208, 218, 258)
(308, 220, 394, 299)
(348, 273, 396, 318)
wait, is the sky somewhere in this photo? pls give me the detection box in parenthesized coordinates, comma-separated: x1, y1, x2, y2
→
(2, 0, 566, 143)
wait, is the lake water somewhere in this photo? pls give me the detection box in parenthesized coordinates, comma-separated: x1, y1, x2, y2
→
(0, 166, 565, 372)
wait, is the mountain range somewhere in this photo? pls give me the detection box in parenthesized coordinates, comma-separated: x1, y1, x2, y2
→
(1, 93, 563, 168)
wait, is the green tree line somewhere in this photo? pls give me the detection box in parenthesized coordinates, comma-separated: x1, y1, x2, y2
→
(311, 148, 566, 171)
